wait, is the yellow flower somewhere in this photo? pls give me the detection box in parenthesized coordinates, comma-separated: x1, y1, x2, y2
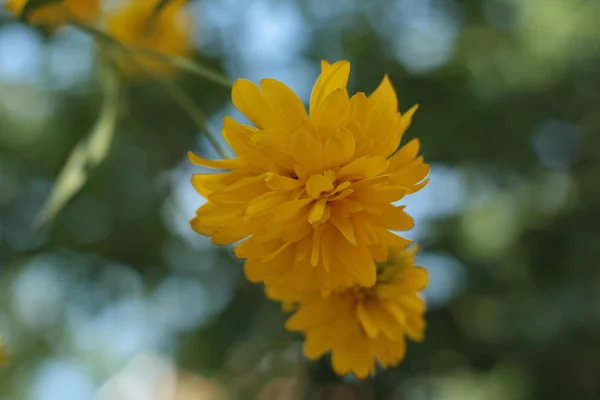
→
(5, 0, 99, 26)
(105, 0, 194, 75)
(284, 245, 428, 379)
(189, 60, 429, 294)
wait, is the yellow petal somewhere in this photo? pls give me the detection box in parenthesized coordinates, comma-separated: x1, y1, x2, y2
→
(190, 173, 227, 198)
(369, 74, 398, 112)
(376, 206, 414, 231)
(310, 224, 324, 266)
(304, 330, 333, 359)
(377, 230, 412, 248)
(411, 266, 429, 290)
(320, 223, 337, 273)
(235, 237, 279, 259)
(308, 198, 328, 225)
(222, 116, 253, 144)
(336, 156, 389, 181)
(232, 79, 287, 130)
(370, 242, 388, 262)
(329, 211, 356, 245)
(188, 151, 243, 170)
(289, 123, 323, 178)
(322, 128, 355, 170)
(311, 88, 350, 134)
(194, 199, 240, 219)
(212, 230, 245, 245)
(360, 185, 405, 204)
(265, 173, 303, 191)
(274, 198, 314, 221)
(309, 60, 351, 116)
(350, 214, 379, 245)
(403, 313, 426, 342)
(330, 337, 376, 379)
(349, 175, 390, 192)
(221, 117, 266, 166)
(285, 298, 338, 331)
(247, 131, 295, 174)
(190, 215, 217, 236)
(208, 174, 268, 204)
(348, 92, 370, 141)
(260, 78, 308, 128)
(261, 241, 292, 263)
(389, 161, 430, 195)
(399, 104, 419, 135)
(383, 302, 408, 327)
(357, 300, 403, 340)
(305, 174, 334, 199)
(335, 241, 376, 287)
(373, 336, 406, 367)
(245, 191, 290, 216)
(356, 301, 382, 339)
(388, 138, 420, 172)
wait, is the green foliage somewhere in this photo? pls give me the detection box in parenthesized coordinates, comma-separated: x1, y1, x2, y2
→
(35, 61, 120, 228)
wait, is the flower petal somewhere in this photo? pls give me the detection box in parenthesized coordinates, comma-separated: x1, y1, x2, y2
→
(261, 78, 308, 128)
(191, 173, 228, 198)
(188, 151, 243, 170)
(306, 174, 334, 199)
(232, 79, 287, 130)
(311, 88, 350, 134)
(308, 198, 328, 225)
(322, 128, 355, 170)
(265, 173, 303, 191)
(289, 123, 323, 178)
(336, 156, 389, 181)
(369, 75, 398, 112)
(329, 210, 356, 245)
(309, 60, 351, 116)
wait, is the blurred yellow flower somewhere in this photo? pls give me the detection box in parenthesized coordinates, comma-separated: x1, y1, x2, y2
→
(189, 60, 429, 294)
(105, 0, 194, 75)
(5, 0, 99, 26)
(284, 245, 428, 379)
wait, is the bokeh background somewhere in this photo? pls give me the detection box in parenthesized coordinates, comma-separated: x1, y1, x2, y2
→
(1, 0, 600, 399)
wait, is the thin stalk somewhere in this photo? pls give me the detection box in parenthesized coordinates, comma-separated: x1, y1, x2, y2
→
(69, 20, 233, 88)
(70, 19, 231, 159)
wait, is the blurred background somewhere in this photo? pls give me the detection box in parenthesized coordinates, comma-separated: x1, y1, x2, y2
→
(1, 0, 600, 399)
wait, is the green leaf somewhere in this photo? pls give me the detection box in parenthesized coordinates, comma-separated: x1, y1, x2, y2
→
(20, 0, 64, 22)
(34, 61, 121, 229)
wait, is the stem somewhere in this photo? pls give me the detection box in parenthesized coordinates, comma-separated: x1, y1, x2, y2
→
(70, 19, 232, 159)
(69, 20, 233, 88)
(139, 65, 231, 159)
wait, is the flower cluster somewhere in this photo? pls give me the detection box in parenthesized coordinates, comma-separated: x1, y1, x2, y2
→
(285, 245, 427, 378)
(5, 0, 99, 26)
(105, 0, 194, 76)
(4, 0, 193, 75)
(189, 60, 431, 377)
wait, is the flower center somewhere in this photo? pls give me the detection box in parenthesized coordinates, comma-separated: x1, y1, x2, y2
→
(305, 171, 355, 224)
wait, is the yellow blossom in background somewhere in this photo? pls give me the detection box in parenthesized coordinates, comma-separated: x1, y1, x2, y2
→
(285, 245, 428, 379)
(189, 60, 429, 295)
(105, 0, 194, 76)
(5, 0, 99, 26)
